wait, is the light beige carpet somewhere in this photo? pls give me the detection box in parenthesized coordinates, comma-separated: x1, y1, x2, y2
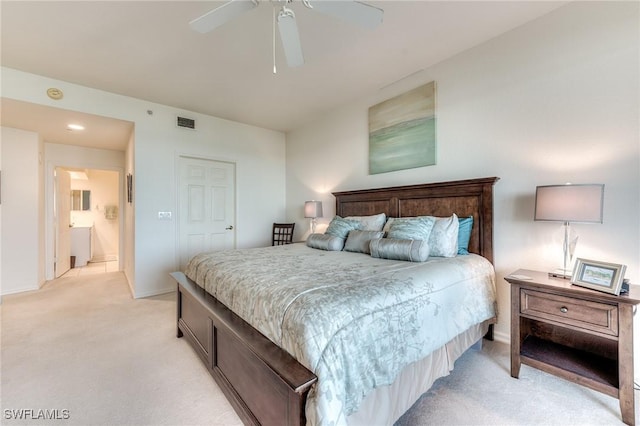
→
(1, 272, 634, 425)
(1, 272, 241, 426)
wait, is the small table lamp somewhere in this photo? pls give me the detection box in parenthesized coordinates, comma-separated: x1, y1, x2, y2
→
(304, 201, 323, 234)
(534, 183, 604, 279)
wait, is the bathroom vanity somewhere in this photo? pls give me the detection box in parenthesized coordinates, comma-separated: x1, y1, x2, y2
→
(70, 226, 93, 267)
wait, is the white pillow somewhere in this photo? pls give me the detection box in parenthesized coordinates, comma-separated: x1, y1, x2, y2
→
(428, 214, 459, 257)
(344, 213, 387, 232)
(382, 217, 397, 234)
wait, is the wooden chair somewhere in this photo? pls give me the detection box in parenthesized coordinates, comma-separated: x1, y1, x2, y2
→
(272, 223, 295, 246)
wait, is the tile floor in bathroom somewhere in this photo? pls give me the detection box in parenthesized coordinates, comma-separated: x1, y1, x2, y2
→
(61, 260, 119, 278)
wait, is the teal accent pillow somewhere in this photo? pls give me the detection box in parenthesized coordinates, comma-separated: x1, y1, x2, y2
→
(457, 216, 474, 255)
(369, 238, 430, 262)
(325, 216, 363, 239)
(344, 230, 384, 254)
(306, 233, 345, 251)
(386, 216, 436, 241)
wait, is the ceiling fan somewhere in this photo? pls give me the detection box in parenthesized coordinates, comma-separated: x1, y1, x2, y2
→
(189, 0, 384, 69)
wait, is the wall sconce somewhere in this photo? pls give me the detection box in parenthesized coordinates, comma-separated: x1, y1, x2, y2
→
(304, 200, 323, 234)
(534, 183, 604, 279)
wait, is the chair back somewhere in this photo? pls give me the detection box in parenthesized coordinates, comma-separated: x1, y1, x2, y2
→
(272, 223, 295, 246)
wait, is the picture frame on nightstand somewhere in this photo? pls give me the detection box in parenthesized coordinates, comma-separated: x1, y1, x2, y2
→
(571, 258, 626, 295)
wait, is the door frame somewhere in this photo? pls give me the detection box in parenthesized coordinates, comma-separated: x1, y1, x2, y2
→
(44, 161, 125, 281)
(175, 153, 237, 270)
(54, 167, 72, 277)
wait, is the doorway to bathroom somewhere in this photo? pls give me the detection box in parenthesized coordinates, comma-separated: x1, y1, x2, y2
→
(54, 167, 121, 278)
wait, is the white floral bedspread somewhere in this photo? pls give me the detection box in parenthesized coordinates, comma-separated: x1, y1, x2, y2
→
(185, 243, 496, 426)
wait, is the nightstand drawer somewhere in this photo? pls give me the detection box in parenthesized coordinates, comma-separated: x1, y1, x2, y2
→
(521, 289, 618, 336)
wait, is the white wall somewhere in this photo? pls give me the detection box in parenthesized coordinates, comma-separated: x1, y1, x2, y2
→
(2, 69, 286, 298)
(1, 127, 45, 295)
(285, 2, 639, 343)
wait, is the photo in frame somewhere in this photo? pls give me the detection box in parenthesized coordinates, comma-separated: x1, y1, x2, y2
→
(571, 258, 626, 295)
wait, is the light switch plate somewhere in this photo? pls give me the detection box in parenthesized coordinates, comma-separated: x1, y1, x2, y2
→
(158, 211, 172, 220)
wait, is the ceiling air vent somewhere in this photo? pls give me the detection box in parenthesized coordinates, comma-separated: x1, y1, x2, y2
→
(177, 116, 196, 130)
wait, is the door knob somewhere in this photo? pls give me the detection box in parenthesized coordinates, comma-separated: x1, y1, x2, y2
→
(225, 225, 234, 230)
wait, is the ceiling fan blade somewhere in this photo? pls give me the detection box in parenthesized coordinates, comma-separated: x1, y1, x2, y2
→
(277, 7, 304, 67)
(189, 0, 259, 34)
(308, 1, 383, 29)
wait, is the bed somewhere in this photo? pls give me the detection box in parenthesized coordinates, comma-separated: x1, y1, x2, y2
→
(171, 176, 499, 426)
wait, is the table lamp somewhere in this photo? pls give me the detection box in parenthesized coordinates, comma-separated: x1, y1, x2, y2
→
(304, 201, 323, 234)
(534, 183, 604, 279)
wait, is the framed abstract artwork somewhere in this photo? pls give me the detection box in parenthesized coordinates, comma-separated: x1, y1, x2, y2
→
(368, 81, 436, 174)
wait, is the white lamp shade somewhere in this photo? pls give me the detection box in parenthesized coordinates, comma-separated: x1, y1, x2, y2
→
(534, 184, 604, 223)
(304, 201, 323, 219)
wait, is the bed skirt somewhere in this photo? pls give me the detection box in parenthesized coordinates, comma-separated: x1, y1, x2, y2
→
(347, 320, 491, 425)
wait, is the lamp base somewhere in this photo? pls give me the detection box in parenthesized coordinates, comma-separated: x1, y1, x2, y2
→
(548, 268, 572, 280)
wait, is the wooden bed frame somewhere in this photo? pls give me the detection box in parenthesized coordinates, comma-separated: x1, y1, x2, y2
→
(172, 176, 499, 426)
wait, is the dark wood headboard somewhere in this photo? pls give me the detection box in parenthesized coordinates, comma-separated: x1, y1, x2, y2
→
(332, 177, 500, 264)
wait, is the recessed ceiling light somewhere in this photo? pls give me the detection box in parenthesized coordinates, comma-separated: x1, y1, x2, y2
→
(67, 124, 85, 131)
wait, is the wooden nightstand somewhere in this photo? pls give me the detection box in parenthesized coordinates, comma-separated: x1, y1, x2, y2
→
(506, 269, 640, 425)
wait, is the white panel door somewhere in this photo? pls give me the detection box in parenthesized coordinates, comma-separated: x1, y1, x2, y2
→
(55, 168, 71, 277)
(178, 157, 235, 270)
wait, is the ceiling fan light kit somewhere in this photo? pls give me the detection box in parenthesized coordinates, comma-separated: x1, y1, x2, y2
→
(190, 0, 384, 69)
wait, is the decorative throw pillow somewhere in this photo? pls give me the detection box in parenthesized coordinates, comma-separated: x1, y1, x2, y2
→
(306, 233, 345, 251)
(344, 213, 387, 232)
(369, 238, 430, 262)
(344, 230, 384, 254)
(386, 216, 435, 241)
(457, 216, 474, 255)
(428, 214, 459, 257)
(325, 216, 363, 239)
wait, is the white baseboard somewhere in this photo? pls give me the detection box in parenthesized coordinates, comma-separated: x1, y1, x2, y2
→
(134, 286, 175, 299)
(493, 330, 510, 344)
(90, 255, 118, 263)
(1, 285, 39, 297)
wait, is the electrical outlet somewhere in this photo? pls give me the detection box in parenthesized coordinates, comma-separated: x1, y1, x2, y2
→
(158, 211, 172, 220)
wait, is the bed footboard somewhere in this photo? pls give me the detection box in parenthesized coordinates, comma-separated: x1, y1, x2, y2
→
(171, 272, 317, 426)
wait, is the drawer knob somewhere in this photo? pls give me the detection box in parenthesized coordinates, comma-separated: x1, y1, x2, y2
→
(560, 306, 568, 313)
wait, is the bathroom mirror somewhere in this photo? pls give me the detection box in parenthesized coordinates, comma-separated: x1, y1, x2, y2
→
(71, 190, 91, 211)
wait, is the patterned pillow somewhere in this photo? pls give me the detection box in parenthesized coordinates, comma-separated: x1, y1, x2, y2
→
(306, 233, 345, 251)
(325, 216, 363, 239)
(369, 238, 430, 262)
(344, 213, 387, 232)
(428, 214, 459, 257)
(386, 216, 435, 241)
(344, 230, 384, 254)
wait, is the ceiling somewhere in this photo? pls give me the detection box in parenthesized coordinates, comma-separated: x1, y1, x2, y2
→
(1, 98, 134, 151)
(1, 1, 566, 150)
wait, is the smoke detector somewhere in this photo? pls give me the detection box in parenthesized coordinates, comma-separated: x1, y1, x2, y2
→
(47, 88, 64, 100)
